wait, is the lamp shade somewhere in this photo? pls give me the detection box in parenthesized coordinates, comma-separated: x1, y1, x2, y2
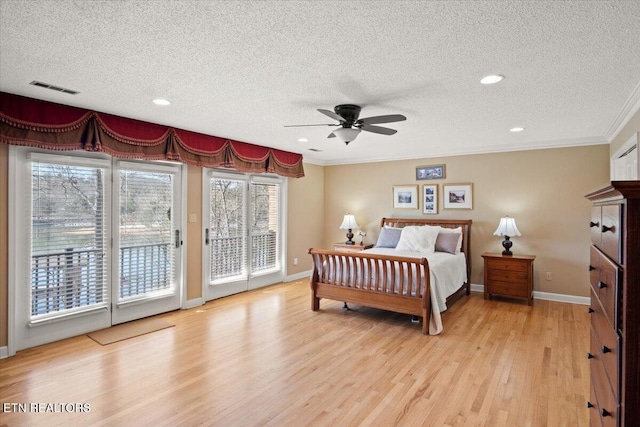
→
(493, 216, 521, 237)
(333, 127, 361, 144)
(340, 214, 359, 230)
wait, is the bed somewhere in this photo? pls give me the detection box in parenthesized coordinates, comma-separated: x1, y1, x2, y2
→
(308, 218, 472, 335)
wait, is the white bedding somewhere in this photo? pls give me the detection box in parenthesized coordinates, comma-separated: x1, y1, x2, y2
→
(362, 247, 467, 334)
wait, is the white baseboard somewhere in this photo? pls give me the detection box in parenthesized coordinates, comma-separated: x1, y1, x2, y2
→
(286, 270, 312, 282)
(0, 346, 8, 359)
(184, 297, 204, 310)
(470, 284, 589, 305)
(470, 284, 484, 293)
(533, 291, 590, 305)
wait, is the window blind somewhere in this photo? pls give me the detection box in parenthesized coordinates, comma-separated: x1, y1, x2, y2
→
(209, 177, 247, 281)
(250, 182, 280, 273)
(118, 169, 174, 299)
(30, 162, 108, 317)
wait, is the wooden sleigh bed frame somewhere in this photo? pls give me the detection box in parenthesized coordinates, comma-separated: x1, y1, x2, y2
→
(308, 218, 472, 334)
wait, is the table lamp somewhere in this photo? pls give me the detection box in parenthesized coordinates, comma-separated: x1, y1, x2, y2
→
(493, 216, 521, 255)
(340, 214, 359, 245)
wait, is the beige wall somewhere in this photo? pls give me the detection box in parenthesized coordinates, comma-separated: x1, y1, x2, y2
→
(287, 163, 325, 275)
(322, 145, 610, 297)
(186, 165, 203, 301)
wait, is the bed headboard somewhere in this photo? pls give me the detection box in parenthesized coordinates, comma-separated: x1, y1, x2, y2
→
(380, 218, 472, 280)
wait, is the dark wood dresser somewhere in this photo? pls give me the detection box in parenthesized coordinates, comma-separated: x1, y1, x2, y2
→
(585, 181, 640, 427)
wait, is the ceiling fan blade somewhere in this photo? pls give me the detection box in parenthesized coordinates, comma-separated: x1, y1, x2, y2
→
(317, 108, 345, 122)
(359, 114, 407, 125)
(361, 123, 397, 135)
(284, 123, 338, 127)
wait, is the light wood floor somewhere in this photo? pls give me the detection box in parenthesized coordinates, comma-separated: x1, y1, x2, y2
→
(0, 280, 590, 427)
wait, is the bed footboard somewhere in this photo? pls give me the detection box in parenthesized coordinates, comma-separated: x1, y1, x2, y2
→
(308, 248, 431, 334)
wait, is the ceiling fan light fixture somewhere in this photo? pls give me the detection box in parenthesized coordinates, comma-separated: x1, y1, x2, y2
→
(333, 127, 361, 144)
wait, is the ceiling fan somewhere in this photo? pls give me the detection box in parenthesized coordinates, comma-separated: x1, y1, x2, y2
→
(285, 104, 407, 144)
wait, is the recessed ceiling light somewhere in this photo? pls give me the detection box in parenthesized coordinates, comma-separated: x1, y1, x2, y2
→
(297, 138, 308, 142)
(510, 127, 525, 132)
(480, 75, 505, 85)
(152, 98, 171, 106)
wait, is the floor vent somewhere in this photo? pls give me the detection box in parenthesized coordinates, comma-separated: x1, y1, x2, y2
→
(30, 81, 79, 95)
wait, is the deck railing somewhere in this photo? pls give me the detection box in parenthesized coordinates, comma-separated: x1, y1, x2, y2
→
(31, 248, 105, 316)
(31, 243, 172, 316)
(209, 231, 277, 280)
(119, 242, 172, 298)
(31, 232, 278, 315)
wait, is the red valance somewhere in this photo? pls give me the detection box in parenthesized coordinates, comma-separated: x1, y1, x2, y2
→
(0, 92, 304, 178)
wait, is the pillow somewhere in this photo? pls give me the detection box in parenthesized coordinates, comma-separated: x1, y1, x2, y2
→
(375, 227, 402, 248)
(395, 225, 441, 253)
(437, 227, 463, 254)
(435, 233, 460, 254)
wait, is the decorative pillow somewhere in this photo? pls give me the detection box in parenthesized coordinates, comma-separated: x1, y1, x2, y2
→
(437, 227, 463, 254)
(435, 233, 460, 254)
(375, 227, 402, 248)
(395, 225, 441, 253)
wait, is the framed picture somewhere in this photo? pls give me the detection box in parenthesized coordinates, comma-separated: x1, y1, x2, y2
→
(443, 183, 473, 209)
(393, 185, 418, 209)
(422, 184, 438, 214)
(416, 164, 445, 180)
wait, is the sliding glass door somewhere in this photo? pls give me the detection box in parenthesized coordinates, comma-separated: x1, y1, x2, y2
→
(11, 148, 183, 350)
(13, 152, 112, 350)
(203, 170, 284, 301)
(111, 161, 182, 324)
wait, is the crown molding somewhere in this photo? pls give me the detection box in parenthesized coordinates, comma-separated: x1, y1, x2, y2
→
(606, 80, 640, 142)
(312, 136, 608, 166)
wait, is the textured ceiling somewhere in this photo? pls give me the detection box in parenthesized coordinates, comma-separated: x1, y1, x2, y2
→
(1, 0, 639, 165)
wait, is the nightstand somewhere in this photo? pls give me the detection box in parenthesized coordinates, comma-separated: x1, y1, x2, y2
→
(482, 252, 536, 305)
(333, 243, 373, 252)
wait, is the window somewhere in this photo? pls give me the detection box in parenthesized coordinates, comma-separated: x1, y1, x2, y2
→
(250, 181, 280, 273)
(30, 157, 109, 318)
(203, 170, 285, 299)
(118, 168, 175, 299)
(209, 176, 247, 282)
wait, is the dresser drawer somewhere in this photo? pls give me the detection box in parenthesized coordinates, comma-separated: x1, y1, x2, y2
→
(487, 270, 529, 284)
(589, 383, 605, 427)
(590, 329, 620, 427)
(601, 204, 621, 263)
(591, 204, 622, 264)
(590, 206, 602, 247)
(590, 289, 619, 400)
(486, 280, 529, 298)
(486, 258, 529, 272)
(590, 246, 600, 289)
(597, 255, 620, 329)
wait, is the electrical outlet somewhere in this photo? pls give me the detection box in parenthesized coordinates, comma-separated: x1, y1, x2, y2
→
(293, 257, 298, 265)
(188, 213, 197, 223)
(546, 272, 552, 281)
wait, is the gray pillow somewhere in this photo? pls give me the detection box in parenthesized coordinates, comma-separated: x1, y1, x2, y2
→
(375, 227, 402, 248)
(435, 232, 459, 254)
